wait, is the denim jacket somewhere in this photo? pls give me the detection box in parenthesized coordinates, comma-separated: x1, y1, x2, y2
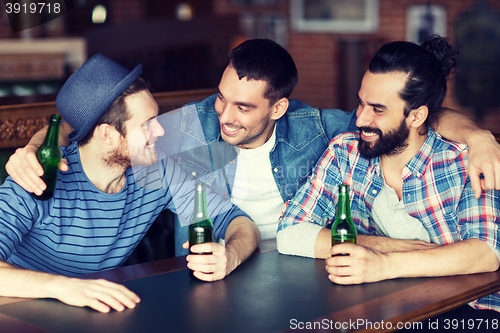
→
(157, 94, 357, 203)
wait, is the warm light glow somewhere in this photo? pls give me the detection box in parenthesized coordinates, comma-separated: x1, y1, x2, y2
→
(92, 5, 107, 24)
(176, 3, 193, 21)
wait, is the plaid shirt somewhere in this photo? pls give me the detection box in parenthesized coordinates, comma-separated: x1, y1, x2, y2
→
(278, 128, 500, 312)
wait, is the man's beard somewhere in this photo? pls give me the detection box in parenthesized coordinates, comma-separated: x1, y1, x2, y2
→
(358, 119, 410, 159)
(104, 137, 158, 169)
(104, 139, 131, 170)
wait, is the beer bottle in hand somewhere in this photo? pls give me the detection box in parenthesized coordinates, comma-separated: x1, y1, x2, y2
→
(188, 182, 214, 280)
(331, 184, 357, 256)
(33, 114, 62, 201)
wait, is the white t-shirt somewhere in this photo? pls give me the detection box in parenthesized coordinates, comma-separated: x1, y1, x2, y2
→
(231, 126, 284, 240)
(371, 181, 430, 242)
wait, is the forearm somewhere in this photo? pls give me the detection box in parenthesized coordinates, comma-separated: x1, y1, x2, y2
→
(0, 260, 140, 312)
(384, 239, 499, 280)
(357, 235, 439, 253)
(224, 216, 261, 275)
(30, 121, 72, 148)
(315, 231, 437, 259)
(432, 107, 490, 145)
(314, 227, 333, 259)
(0, 260, 62, 299)
(311, 231, 439, 259)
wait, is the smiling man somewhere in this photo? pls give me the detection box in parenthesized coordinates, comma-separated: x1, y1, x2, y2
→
(0, 54, 259, 313)
(159, 39, 500, 254)
(277, 35, 500, 326)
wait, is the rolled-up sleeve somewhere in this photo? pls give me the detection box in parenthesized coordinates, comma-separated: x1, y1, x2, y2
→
(277, 140, 343, 255)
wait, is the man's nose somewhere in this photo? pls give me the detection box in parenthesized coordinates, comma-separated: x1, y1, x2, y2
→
(217, 103, 235, 124)
(151, 119, 165, 138)
(355, 105, 371, 128)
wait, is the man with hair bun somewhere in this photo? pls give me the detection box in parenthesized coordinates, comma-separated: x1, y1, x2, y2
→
(278, 35, 500, 326)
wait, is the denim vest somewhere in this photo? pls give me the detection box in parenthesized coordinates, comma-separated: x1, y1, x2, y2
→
(157, 94, 357, 203)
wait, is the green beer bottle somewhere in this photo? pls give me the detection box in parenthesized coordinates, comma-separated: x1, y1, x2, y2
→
(33, 114, 62, 201)
(331, 184, 357, 256)
(188, 182, 214, 280)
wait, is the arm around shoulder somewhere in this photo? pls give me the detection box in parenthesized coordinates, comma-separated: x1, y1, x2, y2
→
(5, 121, 72, 194)
(432, 107, 500, 196)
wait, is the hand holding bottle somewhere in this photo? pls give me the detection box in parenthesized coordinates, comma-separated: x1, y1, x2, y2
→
(6, 120, 70, 195)
(187, 182, 215, 281)
(183, 241, 230, 282)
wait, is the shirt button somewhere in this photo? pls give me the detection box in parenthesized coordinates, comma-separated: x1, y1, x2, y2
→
(230, 160, 235, 164)
(372, 189, 377, 195)
(407, 194, 411, 200)
(274, 168, 278, 172)
(224, 193, 228, 196)
(191, 172, 196, 177)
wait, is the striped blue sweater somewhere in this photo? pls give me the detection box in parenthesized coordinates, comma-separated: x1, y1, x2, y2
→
(0, 142, 247, 277)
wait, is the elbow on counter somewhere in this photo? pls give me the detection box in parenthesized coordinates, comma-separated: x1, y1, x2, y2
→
(276, 228, 292, 255)
(276, 223, 320, 259)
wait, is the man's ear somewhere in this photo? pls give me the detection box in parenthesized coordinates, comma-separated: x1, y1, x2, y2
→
(409, 105, 428, 128)
(271, 97, 289, 121)
(96, 124, 119, 145)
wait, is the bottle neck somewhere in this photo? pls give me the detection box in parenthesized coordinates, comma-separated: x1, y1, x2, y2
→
(44, 115, 61, 147)
(192, 183, 210, 223)
(337, 185, 351, 220)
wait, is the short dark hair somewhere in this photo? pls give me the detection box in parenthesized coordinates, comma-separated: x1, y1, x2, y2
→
(78, 77, 149, 146)
(226, 39, 298, 105)
(368, 35, 458, 126)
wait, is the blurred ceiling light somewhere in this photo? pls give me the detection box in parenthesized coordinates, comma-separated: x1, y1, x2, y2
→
(176, 3, 193, 21)
(92, 4, 107, 24)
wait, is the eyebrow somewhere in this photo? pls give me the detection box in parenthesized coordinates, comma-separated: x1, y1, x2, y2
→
(218, 89, 258, 109)
(142, 116, 156, 125)
(357, 94, 387, 110)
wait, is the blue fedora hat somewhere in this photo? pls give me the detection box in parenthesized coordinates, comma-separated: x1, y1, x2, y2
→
(55, 54, 142, 141)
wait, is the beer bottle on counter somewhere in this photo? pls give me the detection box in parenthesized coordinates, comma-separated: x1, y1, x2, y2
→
(188, 182, 214, 280)
(331, 184, 357, 256)
(33, 114, 62, 201)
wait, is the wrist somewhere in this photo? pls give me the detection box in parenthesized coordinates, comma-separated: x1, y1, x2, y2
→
(357, 235, 393, 253)
(44, 274, 67, 299)
(383, 252, 397, 280)
(465, 128, 493, 147)
(224, 245, 239, 275)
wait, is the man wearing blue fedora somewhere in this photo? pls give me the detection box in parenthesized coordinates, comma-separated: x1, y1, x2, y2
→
(0, 54, 260, 313)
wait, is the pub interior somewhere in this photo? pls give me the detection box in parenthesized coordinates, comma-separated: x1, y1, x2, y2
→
(0, 0, 499, 264)
(0, 1, 500, 332)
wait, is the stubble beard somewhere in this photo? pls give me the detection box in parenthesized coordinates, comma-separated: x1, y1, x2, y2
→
(221, 114, 273, 148)
(104, 137, 158, 170)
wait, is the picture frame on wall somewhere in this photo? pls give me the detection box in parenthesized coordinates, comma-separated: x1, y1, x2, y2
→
(406, 5, 446, 44)
(290, 0, 379, 33)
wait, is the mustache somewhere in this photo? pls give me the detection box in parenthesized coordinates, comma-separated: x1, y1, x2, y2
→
(358, 127, 383, 137)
